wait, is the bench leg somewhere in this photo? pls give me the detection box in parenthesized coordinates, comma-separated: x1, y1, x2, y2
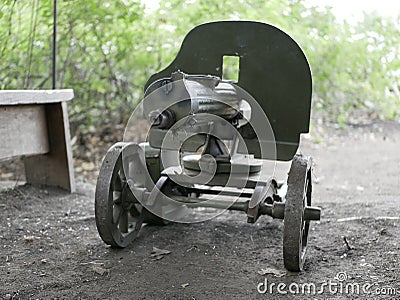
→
(24, 102, 76, 192)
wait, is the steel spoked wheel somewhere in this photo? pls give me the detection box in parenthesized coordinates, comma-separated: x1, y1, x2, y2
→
(283, 154, 312, 271)
(95, 142, 144, 247)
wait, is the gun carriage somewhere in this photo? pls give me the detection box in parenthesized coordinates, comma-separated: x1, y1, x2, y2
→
(95, 21, 321, 271)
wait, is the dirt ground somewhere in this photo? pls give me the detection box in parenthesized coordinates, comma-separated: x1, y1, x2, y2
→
(0, 120, 399, 300)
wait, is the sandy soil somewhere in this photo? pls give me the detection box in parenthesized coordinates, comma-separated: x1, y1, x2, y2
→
(0, 121, 399, 300)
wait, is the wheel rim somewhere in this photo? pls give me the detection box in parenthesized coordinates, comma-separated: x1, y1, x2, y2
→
(95, 143, 144, 247)
(283, 155, 312, 271)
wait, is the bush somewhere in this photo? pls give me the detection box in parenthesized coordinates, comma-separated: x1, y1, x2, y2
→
(0, 0, 399, 137)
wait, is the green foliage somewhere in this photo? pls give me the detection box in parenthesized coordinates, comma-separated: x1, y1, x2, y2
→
(0, 0, 399, 135)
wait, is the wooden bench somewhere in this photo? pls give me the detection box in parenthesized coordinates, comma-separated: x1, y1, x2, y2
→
(0, 90, 75, 192)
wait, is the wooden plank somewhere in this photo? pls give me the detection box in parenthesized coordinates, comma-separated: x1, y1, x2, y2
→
(0, 89, 73, 105)
(0, 105, 49, 160)
(24, 102, 76, 192)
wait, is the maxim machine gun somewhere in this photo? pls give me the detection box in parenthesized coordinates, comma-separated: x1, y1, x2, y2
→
(95, 21, 321, 271)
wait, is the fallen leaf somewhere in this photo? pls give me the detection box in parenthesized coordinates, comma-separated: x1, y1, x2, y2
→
(186, 245, 198, 252)
(150, 247, 171, 260)
(258, 267, 286, 277)
(93, 266, 110, 276)
(23, 236, 36, 243)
